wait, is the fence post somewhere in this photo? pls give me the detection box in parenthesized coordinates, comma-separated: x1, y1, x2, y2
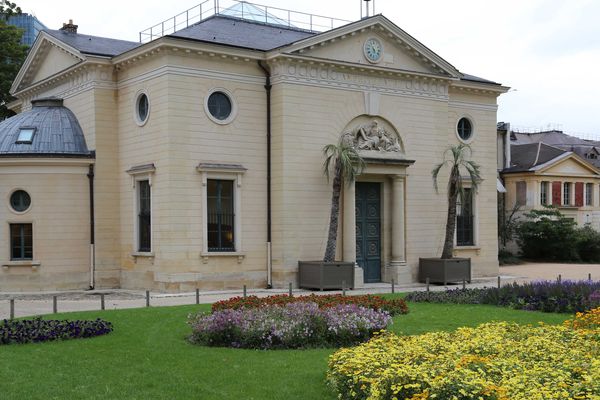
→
(426, 277, 430, 301)
(391, 278, 395, 294)
(243, 285, 247, 298)
(146, 290, 150, 307)
(289, 282, 293, 297)
(589, 273, 592, 282)
(497, 276, 501, 289)
(462, 279, 466, 290)
(10, 299, 14, 320)
(53, 296, 57, 314)
(557, 274, 562, 284)
(196, 288, 200, 305)
(100, 294, 105, 311)
(342, 280, 346, 296)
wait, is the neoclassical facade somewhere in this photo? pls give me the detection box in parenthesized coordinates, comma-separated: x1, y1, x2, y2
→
(1, 5, 507, 291)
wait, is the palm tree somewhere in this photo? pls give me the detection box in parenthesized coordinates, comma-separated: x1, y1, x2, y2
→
(322, 141, 365, 262)
(432, 144, 482, 259)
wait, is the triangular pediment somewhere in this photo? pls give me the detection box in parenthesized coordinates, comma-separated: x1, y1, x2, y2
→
(277, 15, 459, 78)
(11, 31, 85, 95)
(538, 154, 600, 176)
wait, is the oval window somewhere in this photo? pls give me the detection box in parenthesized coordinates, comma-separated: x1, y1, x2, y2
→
(136, 93, 149, 124)
(457, 117, 473, 141)
(207, 92, 232, 121)
(10, 190, 31, 212)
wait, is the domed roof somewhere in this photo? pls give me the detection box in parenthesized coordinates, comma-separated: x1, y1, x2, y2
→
(0, 98, 92, 157)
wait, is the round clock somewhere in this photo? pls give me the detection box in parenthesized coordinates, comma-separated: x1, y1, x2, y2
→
(364, 38, 383, 63)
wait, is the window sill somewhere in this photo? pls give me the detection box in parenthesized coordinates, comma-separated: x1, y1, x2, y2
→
(131, 252, 154, 258)
(453, 246, 481, 255)
(201, 252, 245, 264)
(2, 260, 41, 271)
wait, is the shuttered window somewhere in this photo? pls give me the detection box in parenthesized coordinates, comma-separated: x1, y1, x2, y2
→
(540, 181, 549, 205)
(586, 183, 593, 206)
(575, 182, 584, 207)
(552, 181, 562, 205)
(563, 182, 571, 205)
(516, 181, 527, 206)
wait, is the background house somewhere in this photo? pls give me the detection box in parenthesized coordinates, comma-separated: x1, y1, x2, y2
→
(0, 1, 507, 291)
(499, 125, 600, 229)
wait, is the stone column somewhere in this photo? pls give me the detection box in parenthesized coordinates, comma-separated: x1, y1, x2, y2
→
(343, 181, 363, 288)
(387, 175, 411, 283)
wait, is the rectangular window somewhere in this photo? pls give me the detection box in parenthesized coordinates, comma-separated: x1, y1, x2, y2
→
(16, 128, 35, 144)
(456, 188, 474, 246)
(10, 223, 32, 260)
(137, 180, 151, 252)
(516, 181, 527, 206)
(207, 179, 235, 252)
(540, 181, 548, 205)
(563, 182, 571, 205)
(586, 183, 593, 206)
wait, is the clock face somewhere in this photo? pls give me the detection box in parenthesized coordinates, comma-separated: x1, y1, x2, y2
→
(364, 38, 383, 63)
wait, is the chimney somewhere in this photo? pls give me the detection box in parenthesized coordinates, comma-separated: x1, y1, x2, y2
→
(60, 19, 78, 33)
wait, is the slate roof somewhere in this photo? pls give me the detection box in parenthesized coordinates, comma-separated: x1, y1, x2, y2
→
(168, 15, 315, 51)
(44, 29, 140, 57)
(502, 143, 566, 173)
(512, 131, 600, 168)
(0, 98, 93, 157)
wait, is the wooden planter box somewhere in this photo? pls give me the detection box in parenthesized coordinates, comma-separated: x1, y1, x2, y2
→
(298, 261, 355, 290)
(418, 257, 471, 285)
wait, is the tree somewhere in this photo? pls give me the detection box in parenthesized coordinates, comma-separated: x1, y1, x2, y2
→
(0, 0, 27, 120)
(432, 144, 482, 259)
(322, 141, 365, 262)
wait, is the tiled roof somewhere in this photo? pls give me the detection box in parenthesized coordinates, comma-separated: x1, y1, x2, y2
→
(0, 98, 92, 157)
(503, 142, 566, 173)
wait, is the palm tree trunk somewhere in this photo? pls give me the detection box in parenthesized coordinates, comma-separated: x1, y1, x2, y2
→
(442, 183, 458, 259)
(324, 160, 342, 262)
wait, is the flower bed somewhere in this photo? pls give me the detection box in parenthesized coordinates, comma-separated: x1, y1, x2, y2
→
(405, 280, 600, 313)
(327, 321, 600, 400)
(189, 302, 391, 349)
(0, 317, 113, 345)
(212, 294, 408, 316)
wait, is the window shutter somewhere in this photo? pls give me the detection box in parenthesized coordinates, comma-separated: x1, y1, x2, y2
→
(516, 181, 527, 206)
(552, 181, 562, 205)
(575, 182, 584, 206)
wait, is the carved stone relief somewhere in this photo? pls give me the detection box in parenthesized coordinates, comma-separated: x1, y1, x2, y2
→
(342, 119, 403, 155)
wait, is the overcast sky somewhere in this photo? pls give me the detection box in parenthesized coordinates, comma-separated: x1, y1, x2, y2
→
(16, 0, 600, 137)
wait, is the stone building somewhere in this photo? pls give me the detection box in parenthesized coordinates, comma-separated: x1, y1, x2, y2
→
(1, 2, 507, 291)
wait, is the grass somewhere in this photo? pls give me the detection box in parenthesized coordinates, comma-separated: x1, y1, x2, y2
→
(0, 297, 570, 400)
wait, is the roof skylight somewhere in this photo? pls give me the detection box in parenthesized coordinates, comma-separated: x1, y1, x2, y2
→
(16, 128, 36, 144)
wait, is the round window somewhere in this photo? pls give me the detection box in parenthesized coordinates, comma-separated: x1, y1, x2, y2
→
(457, 118, 473, 141)
(207, 92, 232, 121)
(10, 190, 31, 212)
(136, 93, 149, 124)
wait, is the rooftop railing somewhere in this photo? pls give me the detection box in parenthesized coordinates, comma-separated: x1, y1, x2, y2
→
(139, 0, 352, 43)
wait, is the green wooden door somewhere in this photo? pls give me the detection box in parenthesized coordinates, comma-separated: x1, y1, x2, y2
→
(355, 182, 381, 283)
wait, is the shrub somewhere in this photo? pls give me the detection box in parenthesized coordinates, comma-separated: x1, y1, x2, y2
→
(576, 225, 600, 262)
(211, 294, 408, 316)
(327, 321, 600, 400)
(515, 207, 580, 261)
(405, 280, 600, 313)
(0, 317, 113, 345)
(189, 302, 391, 349)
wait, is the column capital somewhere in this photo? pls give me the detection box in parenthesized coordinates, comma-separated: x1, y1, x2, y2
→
(390, 174, 406, 181)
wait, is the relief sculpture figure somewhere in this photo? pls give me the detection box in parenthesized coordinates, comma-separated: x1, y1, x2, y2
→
(348, 120, 402, 153)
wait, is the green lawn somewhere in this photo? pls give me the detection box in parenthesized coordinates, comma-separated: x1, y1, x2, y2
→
(0, 298, 570, 400)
